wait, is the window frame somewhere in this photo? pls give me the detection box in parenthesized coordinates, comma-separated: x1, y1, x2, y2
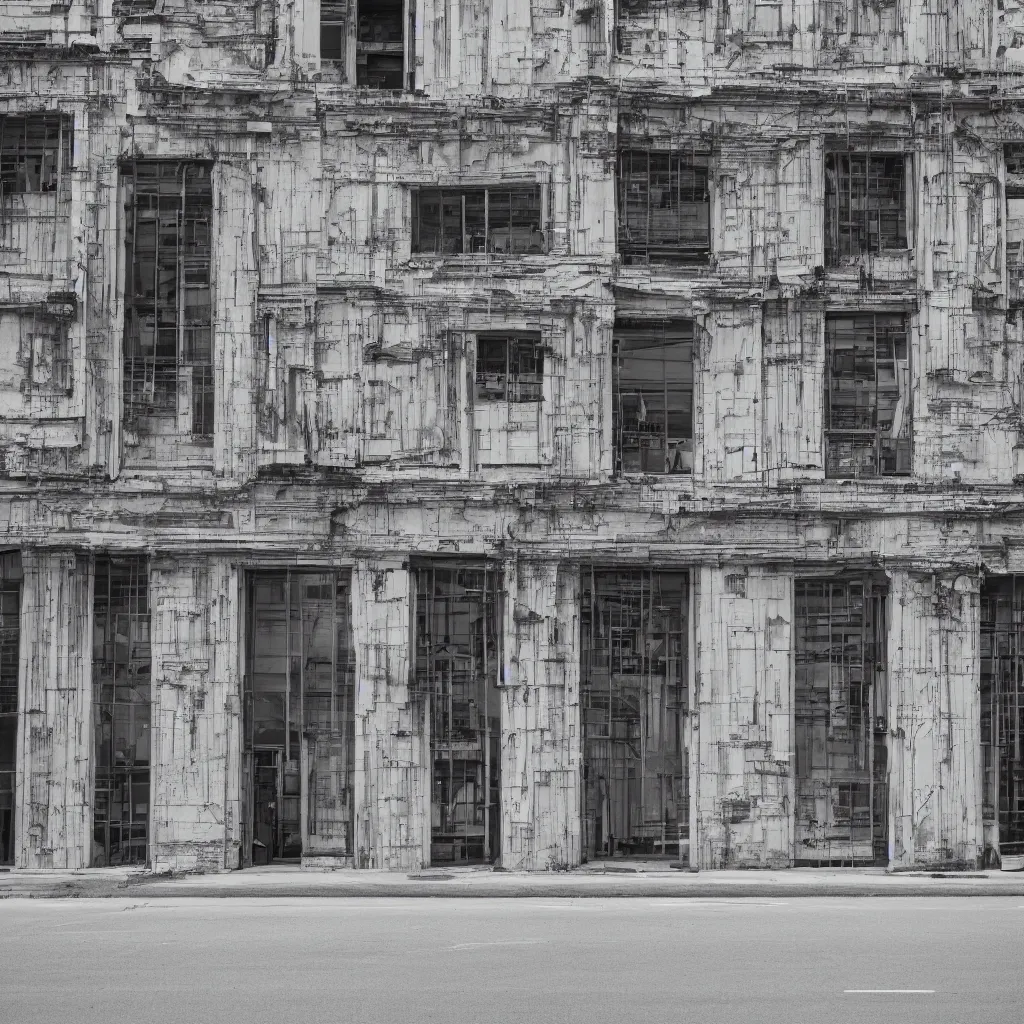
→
(824, 311, 912, 480)
(0, 112, 73, 196)
(474, 333, 545, 404)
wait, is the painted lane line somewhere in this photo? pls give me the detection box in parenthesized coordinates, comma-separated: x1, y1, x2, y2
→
(844, 990, 935, 994)
(449, 939, 549, 951)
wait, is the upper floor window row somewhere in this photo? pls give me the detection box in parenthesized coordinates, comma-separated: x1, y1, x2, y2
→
(0, 113, 73, 195)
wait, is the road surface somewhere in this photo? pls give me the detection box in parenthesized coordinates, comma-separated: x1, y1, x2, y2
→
(1, 896, 1020, 1023)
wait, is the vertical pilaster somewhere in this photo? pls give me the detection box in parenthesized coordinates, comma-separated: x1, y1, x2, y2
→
(15, 550, 93, 869)
(352, 557, 429, 869)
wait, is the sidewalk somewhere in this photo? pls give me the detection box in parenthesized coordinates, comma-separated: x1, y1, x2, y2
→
(4, 861, 1024, 899)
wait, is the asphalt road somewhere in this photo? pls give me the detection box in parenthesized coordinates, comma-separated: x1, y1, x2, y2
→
(1, 897, 1020, 1024)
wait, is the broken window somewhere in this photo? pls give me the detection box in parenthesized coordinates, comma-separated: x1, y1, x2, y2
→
(613, 318, 694, 475)
(581, 570, 689, 861)
(824, 150, 907, 263)
(356, 0, 405, 89)
(795, 576, 888, 866)
(414, 564, 501, 864)
(93, 557, 151, 867)
(0, 113, 72, 195)
(981, 578, 1024, 862)
(825, 312, 911, 478)
(244, 571, 355, 865)
(412, 186, 544, 256)
(1006, 145, 1024, 308)
(122, 161, 214, 441)
(475, 333, 544, 403)
(617, 149, 710, 265)
(0, 553, 21, 866)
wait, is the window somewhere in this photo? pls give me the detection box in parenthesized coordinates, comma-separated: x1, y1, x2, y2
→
(824, 150, 907, 264)
(0, 552, 21, 867)
(1006, 145, 1024, 308)
(321, 0, 347, 64)
(412, 186, 544, 256)
(617, 149, 710, 265)
(93, 556, 151, 867)
(749, 0, 784, 34)
(825, 312, 911, 478)
(122, 160, 213, 440)
(613, 318, 694, 475)
(356, 0, 405, 89)
(475, 334, 544, 403)
(795, 575, 889, 866)
(0, 113, 72, 195)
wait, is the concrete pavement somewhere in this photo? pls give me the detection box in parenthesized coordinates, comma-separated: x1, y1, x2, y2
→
(4, 861, 1024, 898)
(1, 896, 1020, 1023)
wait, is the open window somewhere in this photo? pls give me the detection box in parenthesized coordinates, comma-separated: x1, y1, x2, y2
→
(613, 318, 694, 476)
(795, 575, 889, 866)
(1006, 145, 1024, 308)
(0, 552, 21, 867)
(617, 149, 710, 265)
(412, 185, 544, 256)
(93, 556, 151, 868)
(356, 0, 405, 88)
(122, 160, 214, 445)
(824, 149, 907, 264)
(475, 334, 543, 403)
(0, 113, 72, 195)
(825, 312, 911, 478)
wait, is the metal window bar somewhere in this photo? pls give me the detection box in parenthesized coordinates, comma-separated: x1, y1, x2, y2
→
(0, 113, 72, 196)
(475, 334, 544, 403)
(122, 160, 214, 439)
(617, 148, 710, 265)
(794, 576, 888, 866)
(824, 150, 907, 263)
(412, 186, 543, 255)
(980, 577, 1024, 855)
(0, 552, 22, 866)
(580, 569, 689, 860)
(413, 563, 501, 865)
(93, 556, 151, 868)
(613, 319, 694, 476)
(825, 312, 911, 478)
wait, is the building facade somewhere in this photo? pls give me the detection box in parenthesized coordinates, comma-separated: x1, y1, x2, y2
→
(1, 1, 1024, 873)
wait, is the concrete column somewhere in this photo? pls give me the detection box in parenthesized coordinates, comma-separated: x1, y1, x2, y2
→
(352, 558, 429, 870)
(693, 566, 793, 868)
(500, 558, 582, 871)
(150, 555, 242, 872)
(15, 550, 93, 869)
(888, 569, 983, 868)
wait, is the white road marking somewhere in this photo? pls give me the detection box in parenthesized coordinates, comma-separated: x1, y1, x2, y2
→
(648, 900, 789, 907)
(449, 939, 549, 950)
(844, 990, 935, 994)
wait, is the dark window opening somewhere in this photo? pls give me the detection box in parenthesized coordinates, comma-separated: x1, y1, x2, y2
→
(617, 149, 710, 265)
(826, 312, 911, 479)
(244, 571, 355, 865)
(414, 564, 502, 865)
(581, 569, 689, 862)
(795, 576, 889, 866)
(93, 556, 151, 868)
(356, 0, 405, 89)
(981, 577, 1024, 860)
(122, 160, 214, 440)
(475, 334, 544, 403)
(412, 186, 544, 256)
(0, 113, 72, 195)
(1006, 146, 1024, 309)
(614, 318, 694, 476)
(0, 552, 22, 866)
(824, 150, 907, 264)
(321, 0, 347, 63)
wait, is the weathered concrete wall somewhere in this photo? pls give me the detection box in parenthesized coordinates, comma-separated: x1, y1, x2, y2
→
(150, 556, 242, 873)
(693, 566, 793, 868)
(14, 550, 92, 869)
(888, 568, 983, 868)
(352, 558, 430, 870)
(500, 558, 581, 870)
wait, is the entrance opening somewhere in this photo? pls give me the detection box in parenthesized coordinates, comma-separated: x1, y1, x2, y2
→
(794, 575, 889, 866)
(93, 556, 151, 867)
(981, 577, 1024, 864)
(581, 569, 689, 861)
(0, 552, 21, 865)
(244, 571, 354, 866)
(414, 564, 501, 865)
